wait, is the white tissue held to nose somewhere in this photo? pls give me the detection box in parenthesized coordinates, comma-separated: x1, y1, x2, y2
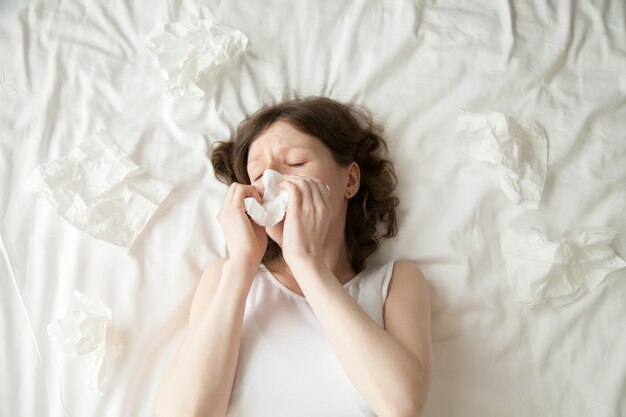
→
(244, 169, 290, 227)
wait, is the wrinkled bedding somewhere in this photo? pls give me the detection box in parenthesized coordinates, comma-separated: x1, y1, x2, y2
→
(1, 1, 625, 416)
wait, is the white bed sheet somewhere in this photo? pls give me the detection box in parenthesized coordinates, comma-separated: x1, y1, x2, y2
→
(1, 0, 625, 416)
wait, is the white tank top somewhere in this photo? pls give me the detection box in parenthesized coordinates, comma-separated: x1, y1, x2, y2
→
(225, 260, 396, 417)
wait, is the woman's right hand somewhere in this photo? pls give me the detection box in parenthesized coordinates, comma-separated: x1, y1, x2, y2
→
(217, 183, 268, 269)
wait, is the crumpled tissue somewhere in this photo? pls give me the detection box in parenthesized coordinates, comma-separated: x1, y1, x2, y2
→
(145, 20, 250, 100)
(244, 169, 289, 227)
(47, 290, 123, 395)
(456, 110, 548, 209)
(25, 130, 173, 249)
(502, 227, 625, 308)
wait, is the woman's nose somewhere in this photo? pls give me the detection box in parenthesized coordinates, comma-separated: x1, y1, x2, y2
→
(264, 165, 282, 176)
(255, 167, 284, 181)
(251, 167, 285, 198)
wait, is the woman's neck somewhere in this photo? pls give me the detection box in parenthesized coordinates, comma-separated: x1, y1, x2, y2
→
(266, 245, 355, 287)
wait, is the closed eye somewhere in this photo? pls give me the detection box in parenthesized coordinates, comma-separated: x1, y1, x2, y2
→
(251, 163, 306, 181)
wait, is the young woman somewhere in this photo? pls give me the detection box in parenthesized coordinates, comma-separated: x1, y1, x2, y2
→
(155, 96, 432, 417)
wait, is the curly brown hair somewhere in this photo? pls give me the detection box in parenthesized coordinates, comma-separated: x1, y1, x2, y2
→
(211, 96, 399, 273)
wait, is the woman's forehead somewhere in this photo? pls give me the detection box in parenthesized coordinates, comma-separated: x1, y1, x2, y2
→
(247, 121, 322, 161)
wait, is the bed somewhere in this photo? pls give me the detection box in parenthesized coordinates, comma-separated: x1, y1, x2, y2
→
(1, 0, 625, 416)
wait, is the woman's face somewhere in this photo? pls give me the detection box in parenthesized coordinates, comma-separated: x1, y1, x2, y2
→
(246, 120, 359, 247)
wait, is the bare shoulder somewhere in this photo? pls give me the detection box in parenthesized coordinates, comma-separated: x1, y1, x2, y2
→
(384, 260, 430, 321)
(391, 259, 426, 281)
(386, 260, 429, 301)
(383, 259, 432, 371)
(188, 257, 228, 331)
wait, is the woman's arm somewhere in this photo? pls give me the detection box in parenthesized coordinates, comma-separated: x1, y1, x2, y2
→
(154, 182, 267, 417)
(291, 258, 432, 417)
(278, 175, 432, 416)
(154, 258, 257, 417)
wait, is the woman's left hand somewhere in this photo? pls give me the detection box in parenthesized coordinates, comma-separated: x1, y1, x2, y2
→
(279, 174, 332, 270)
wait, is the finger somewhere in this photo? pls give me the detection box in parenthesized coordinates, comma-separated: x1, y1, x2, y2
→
(308, 178, 328, 208)
(309, 177, 331, 203)
(280, 179, 301, 212)
(288, 176, 315, 208)
(284, 174, 329, 193)
(250, 186, 264, 204)
(284, 176, 314, 197)
(285, 175, 330, 205)
(231, 184, 263, 209)
(224, 182, 238, 206)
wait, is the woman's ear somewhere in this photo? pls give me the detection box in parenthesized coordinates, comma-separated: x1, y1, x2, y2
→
(345, 162, 361, 199)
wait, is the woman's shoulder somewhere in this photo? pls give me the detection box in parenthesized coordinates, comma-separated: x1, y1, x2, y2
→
(390, 259, 424, 278)
(385, 259, 428, 305)
(363, 259, 422, 279)
(367, 259, 424, 299)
